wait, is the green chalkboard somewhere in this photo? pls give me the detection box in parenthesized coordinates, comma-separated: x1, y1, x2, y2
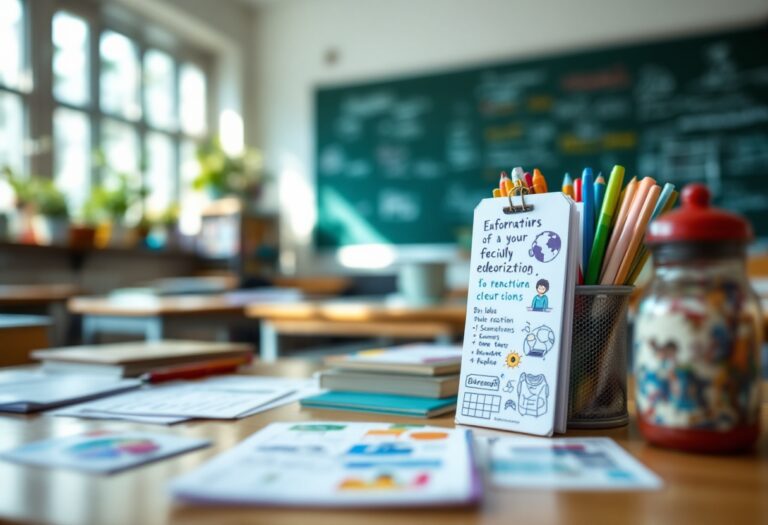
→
(315, 24, 768, 247)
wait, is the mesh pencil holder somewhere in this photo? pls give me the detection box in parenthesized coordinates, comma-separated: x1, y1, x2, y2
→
(567, 285, 633, 429)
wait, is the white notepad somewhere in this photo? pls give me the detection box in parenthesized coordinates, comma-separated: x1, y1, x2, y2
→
(456, 192, 578, 436)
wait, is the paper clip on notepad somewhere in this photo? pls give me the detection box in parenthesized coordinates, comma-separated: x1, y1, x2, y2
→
(503, 186, 534, 214)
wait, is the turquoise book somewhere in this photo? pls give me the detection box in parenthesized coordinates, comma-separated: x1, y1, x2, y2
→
(300, 392, 457, 418)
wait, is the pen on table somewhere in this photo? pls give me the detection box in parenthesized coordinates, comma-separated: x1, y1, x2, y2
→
(574, 176, 582, 203)
(532, 168, 548, 194)
(581, 167, 595, 277)
(562, 172, 574, 199)
(141, 357, 251, 384)
(593, 173, 606, 217)
(586, 165, 625, 285)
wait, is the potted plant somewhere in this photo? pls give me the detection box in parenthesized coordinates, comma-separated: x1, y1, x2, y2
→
(2, 167, 70, 245)
(30, 179, 69, 245)
(143, 204, 180, 250)
(84, 175, 144, 248)
(193, 138, 266, 200)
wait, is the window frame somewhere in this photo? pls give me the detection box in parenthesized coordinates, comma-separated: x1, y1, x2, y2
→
(0, 0, 32, 176)
(18, 0, 214, 216)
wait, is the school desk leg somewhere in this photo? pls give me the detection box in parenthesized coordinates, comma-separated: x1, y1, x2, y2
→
(48, 301, 69, 346)
(259, 321, 279, 362)
(82, 315, 98, 344)
(145, 317, 165, 341)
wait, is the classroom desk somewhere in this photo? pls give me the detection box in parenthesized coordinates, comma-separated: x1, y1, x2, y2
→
(246, 299, 467, 361)
(68, 295, 246, 343)
(0, 359, 765, 525)
(0, 284, 79, 345)
(0, 315, 50, 367)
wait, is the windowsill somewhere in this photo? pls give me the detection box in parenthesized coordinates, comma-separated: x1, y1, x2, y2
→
(0, 239, 198, 258)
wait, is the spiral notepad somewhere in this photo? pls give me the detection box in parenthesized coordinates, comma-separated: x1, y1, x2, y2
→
(456, 192, 579, 437)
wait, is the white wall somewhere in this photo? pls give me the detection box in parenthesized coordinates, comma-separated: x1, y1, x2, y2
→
(252, 0, 768, 275)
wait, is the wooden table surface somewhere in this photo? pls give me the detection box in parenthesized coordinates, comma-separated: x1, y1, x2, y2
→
(68, 295, 245, 317)
(0, 359, 765, 525)
(245, 298, 467, 323)
(0, 284, 80, 307)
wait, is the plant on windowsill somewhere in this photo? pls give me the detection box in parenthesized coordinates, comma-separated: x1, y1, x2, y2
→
(83, 174, 145, 249)
(142, 204, 180, 250)
(193, 137, 266, 201)
(2, 166, 70, 246)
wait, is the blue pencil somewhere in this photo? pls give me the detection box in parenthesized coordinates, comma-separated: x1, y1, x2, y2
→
(581, 167, 595, 276)
(651, 183, 676, 220)
(593, 173, 606, 218)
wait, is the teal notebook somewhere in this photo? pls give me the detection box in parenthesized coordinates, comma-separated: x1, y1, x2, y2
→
(300, 391, 457, 418)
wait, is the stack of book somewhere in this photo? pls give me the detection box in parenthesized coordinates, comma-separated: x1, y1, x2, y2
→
(32, 340, 253, 381)
(301, 343, 462, 418)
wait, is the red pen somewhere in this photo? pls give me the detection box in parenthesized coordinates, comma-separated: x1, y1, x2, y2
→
(141, 356, 252, 384)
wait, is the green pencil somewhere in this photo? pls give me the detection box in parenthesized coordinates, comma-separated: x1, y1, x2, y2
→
(586, 165, 625, 285)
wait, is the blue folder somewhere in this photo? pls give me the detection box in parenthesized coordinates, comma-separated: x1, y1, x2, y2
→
(300, 391, 457, 418)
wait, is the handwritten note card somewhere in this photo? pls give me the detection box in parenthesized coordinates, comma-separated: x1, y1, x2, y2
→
(456, 193, 578, 436)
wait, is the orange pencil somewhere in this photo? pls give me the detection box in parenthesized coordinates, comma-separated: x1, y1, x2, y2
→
(499, 172, 511, 197)
(600, 177, 656, 284)
(492, 188, 501, 198)
(561, 173, 574, 199)
(614, 184, 661, 285)
(602, 176, 638, 277)
(532, 168, 548, 194)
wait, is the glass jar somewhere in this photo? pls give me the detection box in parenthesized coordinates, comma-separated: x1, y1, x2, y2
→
(634, 184, 763, 453)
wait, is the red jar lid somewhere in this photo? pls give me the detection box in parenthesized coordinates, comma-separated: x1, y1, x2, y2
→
(647, 183, 753, 244)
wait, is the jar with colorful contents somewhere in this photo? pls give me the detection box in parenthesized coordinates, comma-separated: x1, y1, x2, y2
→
(634, 184, 763, 453)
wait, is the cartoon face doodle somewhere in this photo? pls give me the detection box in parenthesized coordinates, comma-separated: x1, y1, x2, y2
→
(530, 278, 550, 312)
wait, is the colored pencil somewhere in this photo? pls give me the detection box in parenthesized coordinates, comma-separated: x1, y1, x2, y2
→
(613, 184, 662, 285)
(574, 177, 582, 203)
(562, 173, 574, 199)
(601, 176, 638, 281)
(585, 165, 625, 285)
(523, 172, 534, 192)
(626, 188, 678, 285)
(492, 188, 501, 198)
(532, 169, 548, 194)
(499, 172, 511, 197)
(600, 177, 656, 285)
(511, 166, 525, 190)
(581, 167, 595, 277)
(593, 174, 606, 215)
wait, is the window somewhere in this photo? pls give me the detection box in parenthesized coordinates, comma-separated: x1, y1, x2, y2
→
(0, 1, 212, 224)
(53, 108, 90, 210)
(100, 30, 141, 121)
(0, 0, 27, 175)
(52, 11, 90, 107)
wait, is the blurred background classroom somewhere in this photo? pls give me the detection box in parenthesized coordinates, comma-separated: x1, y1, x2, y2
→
(0, 0, 766, 365)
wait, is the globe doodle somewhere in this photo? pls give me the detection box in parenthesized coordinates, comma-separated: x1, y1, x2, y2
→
(523, 325, 556, 358)
(528, 231, 562, 263)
